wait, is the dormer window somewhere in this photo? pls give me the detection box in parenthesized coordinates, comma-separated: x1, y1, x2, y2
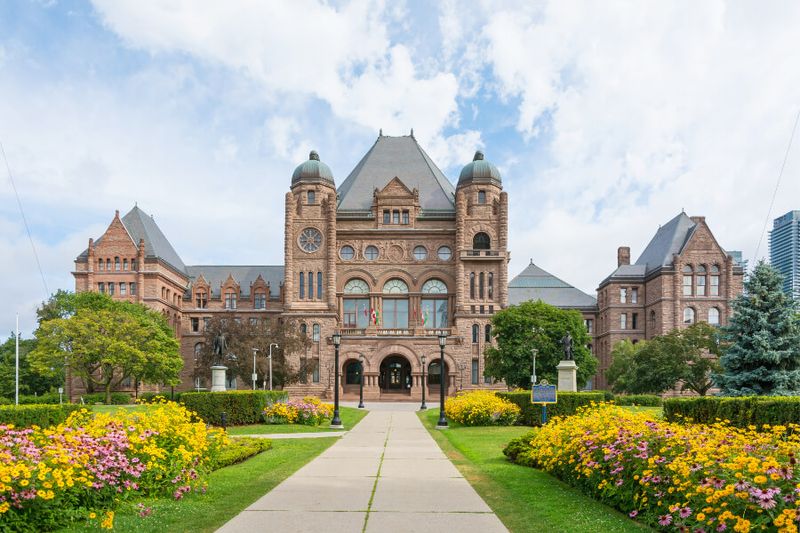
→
(402, 210, 409, 224)
(225, 291, 237, 309)
(195, 290, 208, 309)
(392, 210, 400, 224)
(307, 191, 315, 204)
(254, 291, 266, 309)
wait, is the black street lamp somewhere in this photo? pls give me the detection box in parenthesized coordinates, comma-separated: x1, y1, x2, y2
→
(436, 332, 448, 428)
(358, 353, 365, 409)
(420, 354, 427, 410)
(331, 332, 343, 428)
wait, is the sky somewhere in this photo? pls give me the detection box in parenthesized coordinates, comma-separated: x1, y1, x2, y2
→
(1, 0, 800, 335)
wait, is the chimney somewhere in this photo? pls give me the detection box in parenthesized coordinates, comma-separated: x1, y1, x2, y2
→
(690, 216, 705, 224)
(617, 246, 630, 267)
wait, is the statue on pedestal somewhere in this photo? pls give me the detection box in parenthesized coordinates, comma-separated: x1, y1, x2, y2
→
(561, 333, 574, 361)
(213, 333, 228, 365)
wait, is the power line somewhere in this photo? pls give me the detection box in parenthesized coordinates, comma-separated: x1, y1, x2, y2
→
(1, 140, 50, 298)
(753, 108, 800, 265)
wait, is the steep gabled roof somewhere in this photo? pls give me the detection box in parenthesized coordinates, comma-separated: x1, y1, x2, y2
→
(508, 260, 597, 309)
(634, 212, 696, 273)
(77, 206, 187, 274)
(185, 265, 284, 299)
(336, 134, 456, 211)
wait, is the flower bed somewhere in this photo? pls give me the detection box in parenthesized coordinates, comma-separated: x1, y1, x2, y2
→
(263, 397, 333, 426)
(496, 391, 606, 426)
(444, 390, 520, 426)
(0, 401, 227, 531)
(507, 403, 800, 532)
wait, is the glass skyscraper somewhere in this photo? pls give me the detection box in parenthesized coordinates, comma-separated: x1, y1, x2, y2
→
(769, 210, 800, 300)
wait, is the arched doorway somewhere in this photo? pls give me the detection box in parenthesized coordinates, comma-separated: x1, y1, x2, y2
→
(342, 359, 363, 395)
(427, 360, 450, 395)
(379, 355, 412, 394)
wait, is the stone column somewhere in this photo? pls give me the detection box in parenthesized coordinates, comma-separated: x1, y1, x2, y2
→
(210, 366, 228, 392)
(283, 192, 295, 305)
(455, 192, 466, 313)
(557, 360, 578, 392)
(498, 191, 509, 308)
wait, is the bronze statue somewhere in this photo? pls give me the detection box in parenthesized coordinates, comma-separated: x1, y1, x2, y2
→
(561, 333, 574, 361)
(213, 333, 227, 365)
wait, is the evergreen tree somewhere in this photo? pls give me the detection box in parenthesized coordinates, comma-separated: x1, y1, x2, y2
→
(715, 261, 800, 396)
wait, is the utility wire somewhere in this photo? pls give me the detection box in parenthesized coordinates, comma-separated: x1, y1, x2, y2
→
(1, 140, 50, 298)
(753, 109, 800, 265)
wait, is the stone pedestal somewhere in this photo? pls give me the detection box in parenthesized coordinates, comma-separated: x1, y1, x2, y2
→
(211, 365, 228, 392)
(556, 360, 578, 392)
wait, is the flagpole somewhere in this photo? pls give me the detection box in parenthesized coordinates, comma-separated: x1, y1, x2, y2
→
(15, 313, 20, 406)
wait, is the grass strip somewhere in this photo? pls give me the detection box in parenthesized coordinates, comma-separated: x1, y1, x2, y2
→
(362, 413, 391, 533)
(57, 437, 338, 533)
(227, 406, 368, 435)
(418, 408, 651, 533)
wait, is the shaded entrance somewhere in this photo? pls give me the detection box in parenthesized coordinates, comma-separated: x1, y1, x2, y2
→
(379, 355, 412, 394)
(428, 360, 450, 394)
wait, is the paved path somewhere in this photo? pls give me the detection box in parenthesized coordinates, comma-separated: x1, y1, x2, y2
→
(218, 409, 507, 533)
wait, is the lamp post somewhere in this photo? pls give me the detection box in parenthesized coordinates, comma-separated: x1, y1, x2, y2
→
(251, 347, 259, 390)
(358, 353, 365, 409)
(268, 343, 279, 391)
(331, 332, 343, 428)
(420, 354, 427, 410)
(531, 347, 537, 386)
(436, 332, 448, 428)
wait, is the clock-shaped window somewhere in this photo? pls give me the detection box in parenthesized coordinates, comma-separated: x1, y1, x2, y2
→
(298, 228, 322, 253)
(364, 245, 379, 260)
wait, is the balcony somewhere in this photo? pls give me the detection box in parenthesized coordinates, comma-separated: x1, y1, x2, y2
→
(460, 249, 505, 260)
(338, 327, 456, 339)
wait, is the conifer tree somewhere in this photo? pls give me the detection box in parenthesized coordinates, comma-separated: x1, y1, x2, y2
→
(715, 261, 800, 395)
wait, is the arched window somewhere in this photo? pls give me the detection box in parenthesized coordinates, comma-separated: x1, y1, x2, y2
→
(485, 324, 492, 343)
(300, 323, 307, 337)
(307, 190, 315, 204)
(479, 272, 485, 298)
(649, 310, 656, 328)
(488, 272, 494, 299)
(469, 273, 475, 299)
(696, 265, 706, 296)
(682, 265, 693, 296)
(708, 307, 720, 325)
(710, 265, 720, 296)
(312, 324, 320, 342)
(317, 271, 323, 299)
(123, 258, 128, 271)
(299, 272, 305, 299)
(344, 278, 369, 294)
(683, 307, 695, 324)
(308, 271, 314, 300)
(473, 232, 491, 250)
(428, 361, 448, 386)
(383, 279, 409, 328)
(194, 343, 204, 361)
(472, 324, 479, 344)
(106, 258, 111, 270)
(422, 279, 447, 294)
(345, 361, 362, 385)
(343, 279, 370, 329)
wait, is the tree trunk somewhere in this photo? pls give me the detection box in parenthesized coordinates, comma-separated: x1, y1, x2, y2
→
(105, 382, 112, 404)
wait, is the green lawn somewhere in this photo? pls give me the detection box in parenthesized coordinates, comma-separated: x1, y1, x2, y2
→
(419, 409, 651, 533)
(227, 406, 368, 435)
(58, 437, 337, 533)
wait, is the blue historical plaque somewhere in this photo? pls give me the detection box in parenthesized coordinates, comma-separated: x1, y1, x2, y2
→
(532, 384, 557, 404)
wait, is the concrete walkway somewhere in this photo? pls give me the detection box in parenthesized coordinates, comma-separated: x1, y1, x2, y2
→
(218, 409, 507, 533)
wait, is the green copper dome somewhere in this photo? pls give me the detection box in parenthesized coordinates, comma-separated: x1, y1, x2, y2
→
(458, 151, 501, 187)
(291, 151, 335, 186)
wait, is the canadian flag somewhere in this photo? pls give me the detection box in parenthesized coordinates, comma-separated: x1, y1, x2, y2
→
(370, 308, 377, 325)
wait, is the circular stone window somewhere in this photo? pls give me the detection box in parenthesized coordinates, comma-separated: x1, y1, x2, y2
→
(364, 245, 379, 260)
(298, 228, 322, 253)
(437, 246, 452, 261)
(340, 245, 355, 260)
(413, 246, 428, 261)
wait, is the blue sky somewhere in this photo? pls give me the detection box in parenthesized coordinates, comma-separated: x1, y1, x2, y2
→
(2, 0, 800, 334)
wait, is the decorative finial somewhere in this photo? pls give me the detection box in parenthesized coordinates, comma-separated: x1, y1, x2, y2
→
(379, 128, 383, 136)
(309, 150, 319, 161)
(410, 128, 414, 138)
(530, 258, 533, 264)
(474, 151, 484, 161)
(115, 209, 119, 218)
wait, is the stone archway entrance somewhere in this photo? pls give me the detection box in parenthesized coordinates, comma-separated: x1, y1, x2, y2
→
(379, 355, 412, 395)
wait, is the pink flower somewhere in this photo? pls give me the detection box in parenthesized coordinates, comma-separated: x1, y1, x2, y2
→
(679, 507, 692, 518)
(629, 510, 638, 518)
(658, 515, 673, 526)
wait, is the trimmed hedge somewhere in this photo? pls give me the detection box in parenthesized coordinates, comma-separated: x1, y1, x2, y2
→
(17, 393, 62, 405)
(612, 394, 662, 407)
(0, 404, 82, 427)
(497, 391, 607, 426)
(663, 396, 800, 428)
(211, 437, 272, 470)
(79, 392, 132, 405)
(138, 392, 184, 403)
(181, 390, 288, 426)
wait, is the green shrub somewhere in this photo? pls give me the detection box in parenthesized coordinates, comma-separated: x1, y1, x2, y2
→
(0, 404, 82, 427)
(211, 437, 272, 470)
(502, 429, 537, 467)
(138, 391, 183, 403)
(497, 391, 607, 426)
(0, 397, 11, 405)
(17, 392, 62, 405)
(181, 390, 288, 426)
(79, 392, 132, 405)
(612, 394, 662, 406)
(663, 396, 800, 428)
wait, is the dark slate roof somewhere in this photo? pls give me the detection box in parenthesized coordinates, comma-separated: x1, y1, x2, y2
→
(77, 206, 187, 274)
(508, 261, 597, 309)
(337, 134, 456, 211)
(186, 265, 284, 299)
(633, 212, 696, 273)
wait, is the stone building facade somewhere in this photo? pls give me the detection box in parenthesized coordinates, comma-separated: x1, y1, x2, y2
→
(73, 134, 508, 400)
(592, 213, 744, 389)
